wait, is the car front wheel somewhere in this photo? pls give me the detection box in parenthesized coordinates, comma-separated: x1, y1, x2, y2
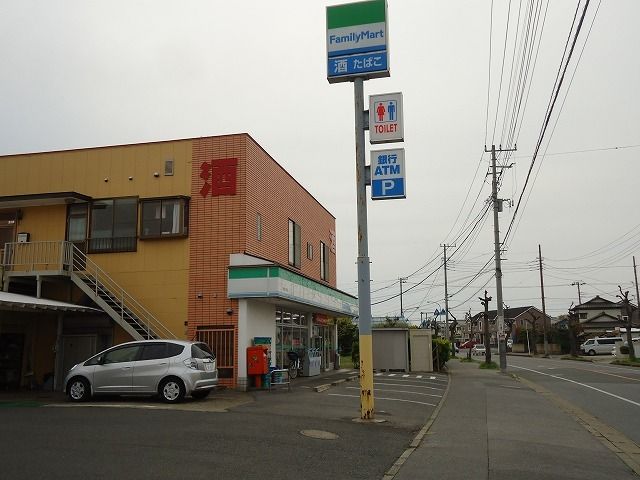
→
(159, 377, 185, 403)
(67, 377, 91, 402)
(588, 349, 596, 356)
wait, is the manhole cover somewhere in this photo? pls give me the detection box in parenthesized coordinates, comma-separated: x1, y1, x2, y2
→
(300, 430, 339, 440)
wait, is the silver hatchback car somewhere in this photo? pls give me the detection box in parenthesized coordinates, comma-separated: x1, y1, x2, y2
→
(64, 340, 218, 403)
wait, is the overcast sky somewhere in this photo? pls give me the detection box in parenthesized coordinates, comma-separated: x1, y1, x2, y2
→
(1, 1, 639, 323)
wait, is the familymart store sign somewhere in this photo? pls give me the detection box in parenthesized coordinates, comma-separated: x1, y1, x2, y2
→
(326, 0, 389, 83)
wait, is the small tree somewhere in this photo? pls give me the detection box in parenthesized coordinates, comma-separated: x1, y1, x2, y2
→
(337, 317, 357, 357)
(617, 286, 637, 362)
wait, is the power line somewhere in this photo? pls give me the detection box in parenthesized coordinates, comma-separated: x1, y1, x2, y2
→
(503, 0, 593, 245)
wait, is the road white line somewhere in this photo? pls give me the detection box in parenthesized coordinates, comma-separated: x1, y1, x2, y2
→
(374, 381, 444, 391)
(416, 375, 423, 379)
(388, 374, 397, 377)
(512, 365, 640, 408)
(347, 386, 442, 398)
(402, 374, 410, 378)
(375, 373, 383, 376)
(429, 376, 436, 380)
(328, 393, 436, 406)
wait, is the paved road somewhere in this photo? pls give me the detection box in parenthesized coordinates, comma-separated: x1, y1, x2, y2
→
(0, 370, 443, 480)
(507, 355, 640, 445)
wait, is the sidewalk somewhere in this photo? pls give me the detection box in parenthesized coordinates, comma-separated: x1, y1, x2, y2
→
(392, 360, 638, 480)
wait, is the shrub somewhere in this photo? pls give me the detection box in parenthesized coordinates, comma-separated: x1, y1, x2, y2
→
(432, 338, 451, 370)
(621, 345, 630, 354)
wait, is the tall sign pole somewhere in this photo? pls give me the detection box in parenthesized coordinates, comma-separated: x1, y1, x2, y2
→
(353, 77, 375, 419)
(327, 0, 391, 421)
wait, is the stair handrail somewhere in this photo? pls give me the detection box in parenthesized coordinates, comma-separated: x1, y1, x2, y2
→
(67, 241, 174, 339)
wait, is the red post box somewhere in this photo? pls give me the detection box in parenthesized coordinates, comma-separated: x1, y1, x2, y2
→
(247, 345, 269, 375)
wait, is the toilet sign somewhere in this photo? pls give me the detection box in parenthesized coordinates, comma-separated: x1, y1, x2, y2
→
(369, 92, 403, 144)
(370, 148, 406, 200)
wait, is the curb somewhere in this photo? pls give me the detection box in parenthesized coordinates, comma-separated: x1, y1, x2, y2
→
(382, 371, 452, 479)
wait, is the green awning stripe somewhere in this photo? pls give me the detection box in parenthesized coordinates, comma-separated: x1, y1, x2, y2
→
(228, 266, 357, 305)
(327, 0, 386, 29)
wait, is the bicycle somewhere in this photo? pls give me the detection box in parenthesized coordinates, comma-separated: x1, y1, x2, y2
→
(287, 351, 302, 379)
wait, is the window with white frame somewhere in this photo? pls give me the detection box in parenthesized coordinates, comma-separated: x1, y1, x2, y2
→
(320, 241, 329, 281)
(288, 219, 301, 268)
(140, 197, 188, 239)
(257, 213, 262, 241)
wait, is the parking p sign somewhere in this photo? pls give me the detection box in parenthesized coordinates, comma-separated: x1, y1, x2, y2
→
(370, 148, 406, 200)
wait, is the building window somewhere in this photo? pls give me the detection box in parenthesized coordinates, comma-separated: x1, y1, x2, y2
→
(140, 197, 188, 239)
(579, 313, 587, 320)
(288, 219, 301, 268)
(257, 213, 262, 241)
(307, 242, 313, 260)
(164, 159, 174, 176)
(89, 198, 137, 253)
(320, 241, 329, 281)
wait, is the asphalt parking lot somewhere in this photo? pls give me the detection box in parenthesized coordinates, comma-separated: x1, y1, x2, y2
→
(0, 369, 448, 480)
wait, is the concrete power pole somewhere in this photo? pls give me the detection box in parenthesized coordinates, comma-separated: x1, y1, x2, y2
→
(441, 243, 455, 350)
(538, 244, 549, 357)
(485, 144, 515, 373)
(571, 281, 585, 305)
(399, 277, 407, 319)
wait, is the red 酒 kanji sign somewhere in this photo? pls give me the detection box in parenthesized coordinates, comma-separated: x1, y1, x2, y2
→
(200, 158, 238, 197)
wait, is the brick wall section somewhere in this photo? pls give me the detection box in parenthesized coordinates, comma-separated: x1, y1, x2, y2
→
(244, 137, 337, 286)
(188, 134, 337, 387)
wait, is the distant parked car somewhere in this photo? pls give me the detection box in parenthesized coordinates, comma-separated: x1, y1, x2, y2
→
(580, 337, 623, 356)
(460, 340, 477, 349)
(64, 340, 218, 403)
(471, 344, 486, 356)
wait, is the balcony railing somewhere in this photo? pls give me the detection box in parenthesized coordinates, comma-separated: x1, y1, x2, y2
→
(1, 240, 173, 339)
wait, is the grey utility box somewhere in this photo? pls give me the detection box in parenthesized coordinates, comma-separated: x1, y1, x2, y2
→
(372, 328, 409, 372)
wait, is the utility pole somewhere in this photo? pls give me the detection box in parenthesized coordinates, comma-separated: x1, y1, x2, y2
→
(479, 290, 492, 364)
(634, 256, 640, 336)
(538, 245, 549, 357)
(399, 277, 407, 319)
(485, 144, 516, 373)
(441, 243, 455, 351)
(571, 281, 585, 304)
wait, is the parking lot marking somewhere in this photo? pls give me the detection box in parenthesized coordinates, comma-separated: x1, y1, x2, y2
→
(347, 386, 441, 398)
(388, 374, 397, 377)
(402, 374, 410, 378)
(416, 375, 423, 379)
(375, 373, 383, 376)
(375, 381, 445, 391)
(429, 376, 436, 380)
(329, 393, 436, 406)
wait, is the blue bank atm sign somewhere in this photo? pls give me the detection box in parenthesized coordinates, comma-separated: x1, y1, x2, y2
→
(371, 148, 406, 200)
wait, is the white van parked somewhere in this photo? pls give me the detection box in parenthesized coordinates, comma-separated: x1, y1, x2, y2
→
(580, 337, 623, 356)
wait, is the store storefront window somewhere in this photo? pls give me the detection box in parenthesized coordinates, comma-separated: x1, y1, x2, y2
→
(275, 307, 307, 368)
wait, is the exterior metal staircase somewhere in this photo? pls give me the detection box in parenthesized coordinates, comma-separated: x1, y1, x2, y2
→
(1, 241, 174, 340)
